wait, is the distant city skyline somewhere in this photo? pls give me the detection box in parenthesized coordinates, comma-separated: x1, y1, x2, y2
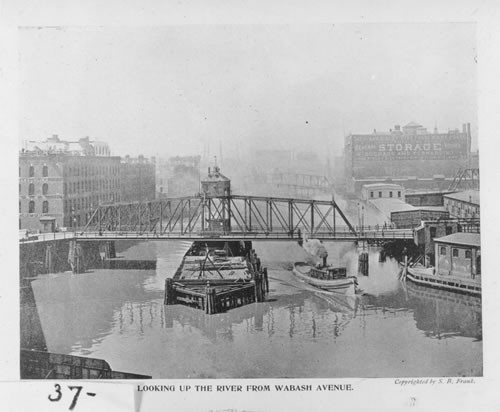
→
(19, 23, 477, 158)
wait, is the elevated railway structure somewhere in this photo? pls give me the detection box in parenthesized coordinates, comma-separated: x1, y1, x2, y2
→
(448, 168, 479, 192)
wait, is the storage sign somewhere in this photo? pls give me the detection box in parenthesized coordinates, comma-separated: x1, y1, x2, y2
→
(351, 134, 468, 161)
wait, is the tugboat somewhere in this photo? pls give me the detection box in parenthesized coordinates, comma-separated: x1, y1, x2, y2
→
(292, 259, 357, 296)
(293, 237, 357, 295)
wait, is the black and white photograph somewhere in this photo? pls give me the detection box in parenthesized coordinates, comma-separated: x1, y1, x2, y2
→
(5, 1, 500, 409)
(17, 22, 482, 382)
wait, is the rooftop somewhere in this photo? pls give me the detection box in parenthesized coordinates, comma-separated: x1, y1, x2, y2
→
(443, 190, 480, 205)
(404, 121, 423, 128)
(370, 198, 415, 218)
(363, 183, 404, 189)
(202, 166, 230, 183)
(434, 232, 481, 247)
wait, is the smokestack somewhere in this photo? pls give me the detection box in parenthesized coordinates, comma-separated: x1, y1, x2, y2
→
(467, 123, 471, 138)
(323, 256, 328, 267)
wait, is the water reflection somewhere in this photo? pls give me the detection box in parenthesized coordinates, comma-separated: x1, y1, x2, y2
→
(22, 240, 482, 378)
(405, 282, 482, 340)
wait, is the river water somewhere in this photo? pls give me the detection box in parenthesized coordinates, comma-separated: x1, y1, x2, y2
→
(25, 240, 482, 378)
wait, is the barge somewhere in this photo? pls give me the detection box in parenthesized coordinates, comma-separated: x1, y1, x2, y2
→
(402, 233, 481, 296)
(404, 265, 481, 296)
(164, 240, 268, 314)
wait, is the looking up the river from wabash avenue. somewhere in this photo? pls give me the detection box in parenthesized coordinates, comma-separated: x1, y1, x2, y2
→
(22, 237, 482, 379)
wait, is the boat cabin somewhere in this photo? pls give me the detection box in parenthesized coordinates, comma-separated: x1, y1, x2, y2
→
(434, 233, 481, 280)
(310, 266, 347, 280)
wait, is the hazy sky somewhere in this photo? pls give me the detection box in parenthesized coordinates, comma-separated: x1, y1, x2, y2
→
(18, 23, 477, 158)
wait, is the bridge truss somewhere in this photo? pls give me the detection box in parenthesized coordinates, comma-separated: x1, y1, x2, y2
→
(81, 194, 357, 239)
(448, 168, 480, 192)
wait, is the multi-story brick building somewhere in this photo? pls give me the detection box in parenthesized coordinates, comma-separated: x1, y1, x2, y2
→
(120, 155, 156, 202)
(443, 190, 480, 219)
(156, 155, 201, 198)
(344, 122, 472, 193)
(19, 136, 121, 232)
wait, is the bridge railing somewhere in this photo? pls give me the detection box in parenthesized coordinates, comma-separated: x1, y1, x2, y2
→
(73, 228, 414, 240)
(19, 231, 76, 243)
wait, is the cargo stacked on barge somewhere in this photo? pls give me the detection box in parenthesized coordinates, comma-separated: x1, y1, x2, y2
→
(164, 240, 268, 314)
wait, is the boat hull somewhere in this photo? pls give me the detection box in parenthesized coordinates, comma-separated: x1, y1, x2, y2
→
(292, 263, 356, 295)
(406, 266, 481, 296)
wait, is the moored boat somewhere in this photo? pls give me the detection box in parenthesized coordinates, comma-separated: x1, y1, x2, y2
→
(174, 240, 257, 281)
(404, 265, 481, 296)
(292, 262, 357, 295)
(165, 240, 269, 314)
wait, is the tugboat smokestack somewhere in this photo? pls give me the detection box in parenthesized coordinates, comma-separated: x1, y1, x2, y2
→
(323, 256, 328, 268)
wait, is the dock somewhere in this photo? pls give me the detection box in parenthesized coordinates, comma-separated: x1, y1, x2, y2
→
(21, 349, 151, 379)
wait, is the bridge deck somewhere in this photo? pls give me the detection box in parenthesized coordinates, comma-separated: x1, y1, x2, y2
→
(20, 229, 414, 244)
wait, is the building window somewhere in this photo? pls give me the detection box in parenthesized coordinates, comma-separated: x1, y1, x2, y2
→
(42, 165, 48, 177)
(42, 183, 48, 195)
(446, 226, 452, 235)
(440, 246, 446, 255)
(28, 183, 35, 195)
(29, 165, 34, 177)
(379, 192, 382, 198)
(389, 191, 393, 198)
(19, 201, 21, 213)
(29, 200, 35, 213)
(430, 227, 436, 239)
(465, 250, 472, 259)
(452, 248, 459, 258)
(42, 201, 49, 213)
(398, 191, 401, 198)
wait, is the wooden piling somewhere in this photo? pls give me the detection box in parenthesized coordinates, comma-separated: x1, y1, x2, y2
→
(255, 273, 263, 302)
(164, 278, 175, 305)
(205, 286, 216, 314)
(358, 252, 369, 276)
(263, 268, 269, 293)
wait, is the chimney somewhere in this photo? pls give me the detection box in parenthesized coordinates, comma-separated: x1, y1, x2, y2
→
(467, 123, 471, 138)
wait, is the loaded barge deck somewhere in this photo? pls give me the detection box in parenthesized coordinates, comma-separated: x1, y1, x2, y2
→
(164, 240, 268, 314)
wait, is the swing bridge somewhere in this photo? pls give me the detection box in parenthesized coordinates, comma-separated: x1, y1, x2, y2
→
(69, 194, 414, 242)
